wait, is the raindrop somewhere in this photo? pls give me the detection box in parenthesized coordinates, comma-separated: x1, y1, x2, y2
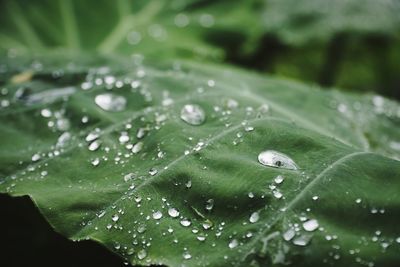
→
(273, 190, 283, 199)
(95, 93, 126, 112)
(180, 104, 206, 126)
(32, 153, 41, 162)
(249, 212, 259, 223)
(112, 214, 119, 222)
(137, 249, 147, 260)
(274, 175, 284, 184)
(183, 251, 192, 260)
(303, 219, 319, 232)
(41, 109, 52, 118)
(88, 140, 101, 151)
(119, 133, 129, 144)
(91, 158, 100, 166)
(283, 228, 295, 241)
(205, 199, 214, 211)
(86, 131, 99, 142)
(180, 219, 191, 227)
(292, 235, 311, 246)
(228, 239, 239, 249)
(168, 208, 180, 218)
(149, 168, 158, 176)
(152, 211, 162, 220)
(132, 142, 143, 153)
(258, 150, 298, 170)
(396, 237, 400, 243)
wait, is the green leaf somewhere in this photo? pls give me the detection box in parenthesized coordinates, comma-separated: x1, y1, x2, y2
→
(1, 54, 399, 266)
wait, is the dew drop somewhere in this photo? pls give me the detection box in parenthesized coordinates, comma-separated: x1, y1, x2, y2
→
(32, 153, 41, 162)
(168, 208, 180, 218)
(249, 212, 259, 223)
(283, 228, 295, 241)
(88, 140, 101, 151)
(180, 219, 191, 227)
(132, 142, 143, 154)
(205, 199, 214, 211)
(228, 239, 239, 249)
(41, 109, 52, 118)
(137, 249, 147, 260)
(152, 211, 162, 220)
(258, 150, 298, 170)
(303, 219, 319, 232)
(292, 235, 311, 246)
(149, 168, 158, 176)
(180, 104, 206, 125)
(112, 214, 119, 222)
(183, 251, 192, 260)
(91, 158, 100, 166)
(95, 93, 126, 112)
(274, 175, 284, 184)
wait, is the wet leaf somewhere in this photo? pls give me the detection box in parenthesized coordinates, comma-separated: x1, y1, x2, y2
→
(0, 54, 399, 266)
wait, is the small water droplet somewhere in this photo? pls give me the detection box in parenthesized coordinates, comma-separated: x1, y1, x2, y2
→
(149, 168, 158, 176)
(205, 199, 214, 211)
(112, 214, 119, 222)
(41, 109, 52, 118)
(32, 153, 41, 162)
(292, 235, 311, 246)
(283, 228, 295, 241)
(137, 249, 147, 260)
(228, 239, 239, 249)
(95, 93, 126, 112)
(132, 142, 143, 154)
(274, 175, 284, 184)
(180, 219, 191, 227)
(258, 150, 298, 170)
(303, 219, 319, 232)
(91, 158, 100, 166)
(152, 211, 162, 220)
(183, 251, 192, 260)
(88, 140, 101, 151)
(180, 104, 206, 126)
(168, 208, 180, 218)
(249, 212, 259, 223)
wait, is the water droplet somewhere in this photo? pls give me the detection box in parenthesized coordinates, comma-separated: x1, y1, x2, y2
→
(312, 195, 319, 201)
(41, 109, 52, 118)
(273, 190, 283, 199)
(274, 175, 284, 184)
(180, 219, 191, 227)
(88, 140, 101, 151)
(283, 228, 295, 241)
(112, 214, 119, 222)
(228, 239, 239, 249)
(396, 237, 400, 243)
(91, 158, 100, 166)
(292, 235, 311, 246)
(95, 93, 126, 112)
(132, 142, 143, 153)
(149, 168, 158, 176)
(355, 198, 362, 204)
(183, 251, 192, 260)
(168, 208, 180, 218)
(248, 192, 254, 198)
(86, 131, 99, 142)
(152, 211, 162, 220)
(205, 199, 214, 211)
(137, 249, 147, 260)
(124, 173, 135, 182)
(119, 133, 129, 144)
(180, 104, 206, 126)
(303, 219, 319, 232)
(249, 212, 259, 223)
(258, 150, 298, 170)
(32, 153, 41, 162)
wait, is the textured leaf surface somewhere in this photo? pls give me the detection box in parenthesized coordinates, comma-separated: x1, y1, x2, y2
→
(0, 54, 400, 266)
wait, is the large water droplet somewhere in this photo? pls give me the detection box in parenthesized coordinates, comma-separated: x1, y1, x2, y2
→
(95, 93, 126, 112)
(180, 104, 205, 126)
(180, 219, 191, 227)
(303, 219, 319, 232)
(283, 228, 295, 241)
(183, 251, 192, 260)
(132, 142, 143, 154)
(292, 235, 311, 246)
(258, 150, 298, 170)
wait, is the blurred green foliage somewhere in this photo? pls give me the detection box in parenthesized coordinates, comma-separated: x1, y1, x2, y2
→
(0, 0, 399, 98)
